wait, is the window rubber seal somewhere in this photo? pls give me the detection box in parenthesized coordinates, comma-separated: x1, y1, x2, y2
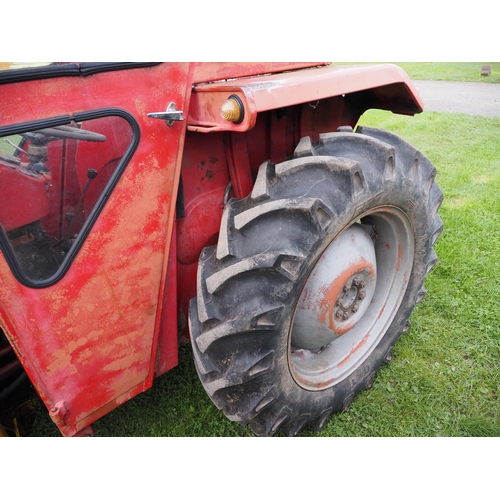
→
(0, 63, 161, 85)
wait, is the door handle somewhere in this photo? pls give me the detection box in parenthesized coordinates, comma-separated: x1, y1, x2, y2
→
(147, 102, 184, 126)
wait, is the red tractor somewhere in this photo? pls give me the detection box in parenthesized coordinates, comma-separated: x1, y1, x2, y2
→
(0, 62, 442, 436)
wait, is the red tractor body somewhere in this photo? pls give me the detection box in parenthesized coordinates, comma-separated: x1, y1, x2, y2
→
(0, 62, 437, 436)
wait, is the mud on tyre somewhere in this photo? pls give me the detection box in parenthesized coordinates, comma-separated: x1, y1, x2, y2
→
(188, 126, 443, 436)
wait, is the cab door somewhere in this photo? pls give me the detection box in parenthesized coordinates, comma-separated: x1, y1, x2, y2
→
(0, 63, 192, 436)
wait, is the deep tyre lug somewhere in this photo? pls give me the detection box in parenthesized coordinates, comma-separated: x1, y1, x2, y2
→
(384, 348, 394, 363)
(342, 395, 354, 412)
(365, 373, 375, 390)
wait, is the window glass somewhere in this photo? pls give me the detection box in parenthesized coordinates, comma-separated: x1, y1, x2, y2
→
(0, 115, 133, 282)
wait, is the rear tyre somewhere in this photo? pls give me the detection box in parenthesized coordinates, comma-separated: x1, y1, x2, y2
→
(189, 126, 443, 436)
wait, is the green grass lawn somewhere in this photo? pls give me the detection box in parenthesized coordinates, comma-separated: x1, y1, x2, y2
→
(334, 62, 500, 84)
(30, 108, 500, 437)
(396, 62, 500, 83)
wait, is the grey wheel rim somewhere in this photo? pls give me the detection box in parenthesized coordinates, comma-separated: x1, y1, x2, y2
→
(290, 206, 414, 390)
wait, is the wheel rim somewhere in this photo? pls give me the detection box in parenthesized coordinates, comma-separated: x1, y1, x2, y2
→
(289, 206, 414, 390)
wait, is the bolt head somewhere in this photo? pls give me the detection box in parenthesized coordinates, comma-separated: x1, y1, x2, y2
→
(358, 291, 365, 300)
(352, 304, 358, 313)
(359, 279, 366, 289)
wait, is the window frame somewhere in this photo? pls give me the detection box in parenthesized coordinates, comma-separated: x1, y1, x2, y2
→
(0, 107, 140, 288)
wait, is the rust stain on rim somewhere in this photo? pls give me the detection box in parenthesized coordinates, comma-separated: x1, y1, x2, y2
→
(314, 258, 375, 335)
(336, 332, 370, 368)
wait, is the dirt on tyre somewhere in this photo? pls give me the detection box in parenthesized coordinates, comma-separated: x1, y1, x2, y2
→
(188, 126, 443, 436)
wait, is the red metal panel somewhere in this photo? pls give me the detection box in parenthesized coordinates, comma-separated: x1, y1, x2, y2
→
(0, 63, 192, 435)
(192, 62, 328, 84)
(188, 64, 424, 133)
(154, 221, 179, 377)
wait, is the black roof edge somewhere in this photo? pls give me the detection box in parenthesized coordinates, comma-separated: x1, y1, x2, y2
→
(0, 62, 161, 84)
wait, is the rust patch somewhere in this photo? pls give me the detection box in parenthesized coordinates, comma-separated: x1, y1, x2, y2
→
(313, 258, 375, 335)
(397, 244, 403, 271)
(292, 369, 335, 390)
(378, 305, 386, 319)
(336, 332, 370, 368)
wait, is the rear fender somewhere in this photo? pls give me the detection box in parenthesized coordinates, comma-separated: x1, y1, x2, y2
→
(188, 64, 423, 133)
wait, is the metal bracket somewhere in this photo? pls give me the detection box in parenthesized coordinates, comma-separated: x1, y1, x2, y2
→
(147, 102, 184, 126)
(49, 400, 69, 426)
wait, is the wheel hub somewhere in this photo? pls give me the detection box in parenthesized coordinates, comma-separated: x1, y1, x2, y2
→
(291, 224, 377, 351)
(335, 273, 367, 321)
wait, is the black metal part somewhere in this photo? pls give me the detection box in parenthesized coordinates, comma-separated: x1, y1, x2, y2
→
(0, 63, 161, 85)
(176, 174, 185, 219)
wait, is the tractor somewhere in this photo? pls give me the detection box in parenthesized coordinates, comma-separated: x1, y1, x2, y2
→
(0, 62, 442, 436)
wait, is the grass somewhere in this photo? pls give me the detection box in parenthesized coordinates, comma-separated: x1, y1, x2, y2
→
(29, 108, 500, 437)
(333, 62, 500, 84)
(396, 62, 500, 84)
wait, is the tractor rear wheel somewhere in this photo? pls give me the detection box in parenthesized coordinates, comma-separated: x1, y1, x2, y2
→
(189, 126, 443, 436)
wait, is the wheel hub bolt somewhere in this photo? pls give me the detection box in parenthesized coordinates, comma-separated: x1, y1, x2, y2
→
(333, 273, 370, 322)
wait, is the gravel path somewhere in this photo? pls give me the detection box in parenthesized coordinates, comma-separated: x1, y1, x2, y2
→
(413, 80, 500, 117)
